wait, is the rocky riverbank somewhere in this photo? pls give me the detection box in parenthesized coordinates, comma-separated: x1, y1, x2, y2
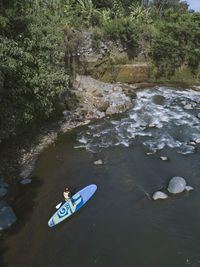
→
(20, 75, 135, 179)
(0, 75, 135, 230)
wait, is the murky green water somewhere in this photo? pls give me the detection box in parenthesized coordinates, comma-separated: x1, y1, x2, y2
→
(1, 87, 200, 267)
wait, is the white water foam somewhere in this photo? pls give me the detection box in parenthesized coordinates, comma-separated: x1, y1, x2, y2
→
(75, 87, 200, 154)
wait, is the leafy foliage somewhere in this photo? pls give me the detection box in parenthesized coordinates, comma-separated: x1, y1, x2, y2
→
(103, 17, 141, 47)
(129, 1, 152, 23)
(149, 8, 200, 78)
(64, 0, 101, 27)
(0, 2, 69, 143)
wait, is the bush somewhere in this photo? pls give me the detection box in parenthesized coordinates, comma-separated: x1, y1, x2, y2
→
(103, 17, 140, 47)
(148, 9, 200, 78)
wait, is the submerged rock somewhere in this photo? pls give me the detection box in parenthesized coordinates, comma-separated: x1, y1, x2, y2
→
(198, 113, 200, 119)
(185, 186, 194, 192)
(168, 177, 186, 194)
(0, 187, 7, 197)
(20, 178, 32, 185)
(152, 191, 168, 200)
(0, 201, 16, 230)
(20, 157, 37, 179)
(0, 181, 8, 197)
(93, 160, 103, 165)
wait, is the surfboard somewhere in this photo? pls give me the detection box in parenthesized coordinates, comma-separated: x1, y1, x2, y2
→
(48, 184, 97, 227)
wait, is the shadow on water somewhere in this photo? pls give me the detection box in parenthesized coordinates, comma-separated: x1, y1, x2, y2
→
(0, 175, 43, 266)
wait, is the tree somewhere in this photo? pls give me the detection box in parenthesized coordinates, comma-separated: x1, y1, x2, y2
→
(151, 0, 188, 13)
(0, 1, 69, 143)
(0, 0, 30, 38)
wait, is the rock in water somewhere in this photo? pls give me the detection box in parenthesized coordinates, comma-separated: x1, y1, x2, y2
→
(152, 191, 168, 200)
(0, 201, 16, 230)
(185, 186, 194, 192)
(20, 178, 32, 185)
(197, 113, 200, 119)
(184, 104, 193, 110)
(146, 152, 153, 156)
(152, 95, 165, 105)
(0, 187, 7, 197)
(160, 156, 168, 161)
(93, 160, 103, 165)
(149, 124, 156, 128)
(168, 177, 186, 194)
(188, 141, 196, 146)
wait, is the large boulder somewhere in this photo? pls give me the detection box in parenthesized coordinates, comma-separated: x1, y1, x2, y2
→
(152, 191, 168, 200)
(0, 201, 16, 230)
(152, 95, 165, 105)
(73, 75, 133, 117)
(167, 177, 186, 194)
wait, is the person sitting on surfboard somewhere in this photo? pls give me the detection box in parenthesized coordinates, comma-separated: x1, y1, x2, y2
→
(63, 187, 71, 202)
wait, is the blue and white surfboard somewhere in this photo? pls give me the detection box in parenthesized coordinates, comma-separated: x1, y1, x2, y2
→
(48, 184, 97, 227)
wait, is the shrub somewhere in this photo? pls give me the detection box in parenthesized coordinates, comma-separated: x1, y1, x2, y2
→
(148, 9, 200, 78)
(103, 17, 140, 48)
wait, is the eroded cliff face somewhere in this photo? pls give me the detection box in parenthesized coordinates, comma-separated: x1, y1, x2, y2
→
(66, 30, 200, 86)
(67, 30, 149, 84)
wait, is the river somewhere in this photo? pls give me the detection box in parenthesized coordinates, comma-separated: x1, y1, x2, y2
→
(1, 86, 200, 267)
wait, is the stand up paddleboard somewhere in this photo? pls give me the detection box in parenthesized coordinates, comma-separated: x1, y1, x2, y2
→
(48, 184, 97, 227)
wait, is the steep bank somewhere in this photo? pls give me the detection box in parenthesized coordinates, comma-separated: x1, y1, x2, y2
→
(70, 30, 200, 86)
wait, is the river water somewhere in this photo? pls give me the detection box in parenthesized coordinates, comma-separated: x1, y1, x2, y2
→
(1, 87, 200, 267)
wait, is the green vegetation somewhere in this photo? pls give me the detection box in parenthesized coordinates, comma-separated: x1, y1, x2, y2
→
(0, 0, 69, 143)
(64, 0, 200, 79)
(1, 0, 200, 143)
(103, 17, 140, 48)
